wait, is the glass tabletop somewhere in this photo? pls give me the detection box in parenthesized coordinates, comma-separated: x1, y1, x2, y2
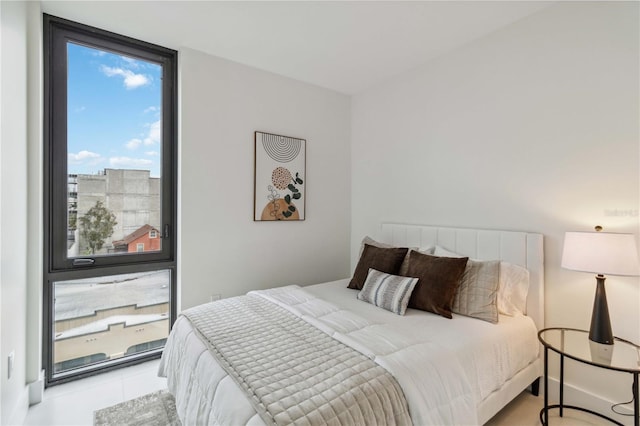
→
(538, 328, 640, 373)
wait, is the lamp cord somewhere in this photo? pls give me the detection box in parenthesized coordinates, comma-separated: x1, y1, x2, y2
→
(611, 384, 635, 416)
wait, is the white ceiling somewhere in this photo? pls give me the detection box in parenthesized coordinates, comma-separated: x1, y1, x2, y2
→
(41, 1, 553, 95)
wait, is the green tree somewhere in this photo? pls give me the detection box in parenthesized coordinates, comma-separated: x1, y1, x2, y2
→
(68, 211, 77, 231)
(79, 201, 117, 254)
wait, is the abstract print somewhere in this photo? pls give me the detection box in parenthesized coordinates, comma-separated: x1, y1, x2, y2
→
(254, 132, 305, 221)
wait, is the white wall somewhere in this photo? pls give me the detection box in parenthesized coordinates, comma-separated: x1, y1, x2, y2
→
(1, 1, 30, 424)
(179, 48, 351, 309)
(351, 1, 638, 417)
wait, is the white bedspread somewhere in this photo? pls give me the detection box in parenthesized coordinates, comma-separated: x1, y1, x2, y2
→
(303, 280, 540, 405)
(159, 279, 539, 425)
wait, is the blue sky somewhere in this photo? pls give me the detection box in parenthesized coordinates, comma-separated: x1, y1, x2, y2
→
(67, 43, 162, 177)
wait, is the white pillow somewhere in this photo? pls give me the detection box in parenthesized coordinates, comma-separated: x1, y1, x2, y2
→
(433, 246, 461, 258)
(433, 246, 530, 316)
(413, 246, 435, 255)
(497, 262, 529, 316)
(357, 268, 418, 315)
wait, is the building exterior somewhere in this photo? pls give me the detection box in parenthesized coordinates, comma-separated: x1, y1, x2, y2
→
(53, 303, 169, 372)
(112, 224, 161, 253)
(53, 270, 171, 373)
(68, 169, 161, 256)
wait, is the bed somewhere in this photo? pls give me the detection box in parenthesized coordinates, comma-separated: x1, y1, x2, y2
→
(159, 224, 544, 425)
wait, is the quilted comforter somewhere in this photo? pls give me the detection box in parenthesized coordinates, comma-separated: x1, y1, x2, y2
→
(179, 292, 411, 425)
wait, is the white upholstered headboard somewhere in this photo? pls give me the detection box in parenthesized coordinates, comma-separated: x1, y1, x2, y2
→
(379, 223, 545, 330)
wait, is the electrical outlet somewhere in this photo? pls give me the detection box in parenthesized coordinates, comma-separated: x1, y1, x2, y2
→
(8, 351, 14, 380)
(210, 294, 221, 302)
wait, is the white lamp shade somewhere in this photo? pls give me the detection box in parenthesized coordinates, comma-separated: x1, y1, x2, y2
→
(562, 231, 640, 276)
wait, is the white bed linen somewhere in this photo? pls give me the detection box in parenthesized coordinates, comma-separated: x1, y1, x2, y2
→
(159, 279, 539, 425)
(303, 280, 539, 405)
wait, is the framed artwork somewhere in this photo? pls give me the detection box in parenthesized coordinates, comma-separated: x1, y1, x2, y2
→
(254, 131, 306, 221)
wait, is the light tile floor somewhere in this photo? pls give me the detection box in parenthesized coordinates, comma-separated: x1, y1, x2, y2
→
(486, 391, 606, 426)
(21, 360, 620, 426)
(23, 360, 166, 426)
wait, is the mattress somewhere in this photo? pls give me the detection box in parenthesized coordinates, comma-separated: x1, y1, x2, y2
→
(159, 279, 539, 425)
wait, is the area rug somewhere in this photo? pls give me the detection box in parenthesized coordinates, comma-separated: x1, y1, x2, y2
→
(94, 389, 181, 426)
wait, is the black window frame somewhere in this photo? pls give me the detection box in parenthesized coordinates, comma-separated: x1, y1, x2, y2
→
(43, 14, 177, 386)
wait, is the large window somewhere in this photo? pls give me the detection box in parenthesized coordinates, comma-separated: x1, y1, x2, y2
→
(44, 15, 177, 385)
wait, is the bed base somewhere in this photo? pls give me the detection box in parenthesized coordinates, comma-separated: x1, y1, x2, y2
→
(477, 360, 542, 424)
(531, 377, 540, 397)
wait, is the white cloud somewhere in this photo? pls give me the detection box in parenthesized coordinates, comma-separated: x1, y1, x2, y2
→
(68, 151, 103, 171)
(109, 157, 153, 169)
(144, 106, 158, 114)
(101, 65, 150, 89)
(124, 120, 160, 152)
(145, 151, 159, 157)
(75, 106, 86, 113)
(69, 150, 101, 163)
(120, 56, 141, 68)
(143, 120, 161, 145)
(126, 138, 142, 150)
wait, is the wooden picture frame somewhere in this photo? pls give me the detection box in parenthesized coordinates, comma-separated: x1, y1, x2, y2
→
(254, 131, 306, 221)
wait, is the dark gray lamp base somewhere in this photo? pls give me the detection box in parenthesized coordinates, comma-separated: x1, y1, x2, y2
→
(589, 274, 614, 345)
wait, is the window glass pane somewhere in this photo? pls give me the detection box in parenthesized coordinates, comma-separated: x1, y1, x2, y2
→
(53, 270, 171, 376)
(66, 42, 162, 258)
(46, 15, 176, 385)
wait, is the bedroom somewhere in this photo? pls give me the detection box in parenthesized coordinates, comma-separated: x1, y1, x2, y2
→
(1, 1, 638, 425)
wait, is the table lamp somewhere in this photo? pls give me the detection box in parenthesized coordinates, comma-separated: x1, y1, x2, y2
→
(561, 226, 640, 345)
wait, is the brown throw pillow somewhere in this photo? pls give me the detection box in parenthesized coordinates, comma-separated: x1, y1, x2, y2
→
(405, 251, 468, 318)
(360, 236, 434, 276)
(348, 244, 409, 290)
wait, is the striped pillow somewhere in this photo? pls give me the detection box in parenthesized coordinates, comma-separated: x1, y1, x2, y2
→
(357, 269, 418, 315)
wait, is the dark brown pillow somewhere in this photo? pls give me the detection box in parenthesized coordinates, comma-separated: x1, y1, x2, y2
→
(405, 251, 468, 318)
(348, 244, 409, 290)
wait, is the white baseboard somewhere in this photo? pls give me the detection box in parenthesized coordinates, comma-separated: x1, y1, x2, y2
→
(28, 369, 45, 405)
(546, 377, 634, 425)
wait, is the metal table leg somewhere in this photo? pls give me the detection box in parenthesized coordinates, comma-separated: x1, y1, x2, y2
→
(559, 353, 564, 417)
(544, 346, 549, 425)
(634, 372, 638, 426)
